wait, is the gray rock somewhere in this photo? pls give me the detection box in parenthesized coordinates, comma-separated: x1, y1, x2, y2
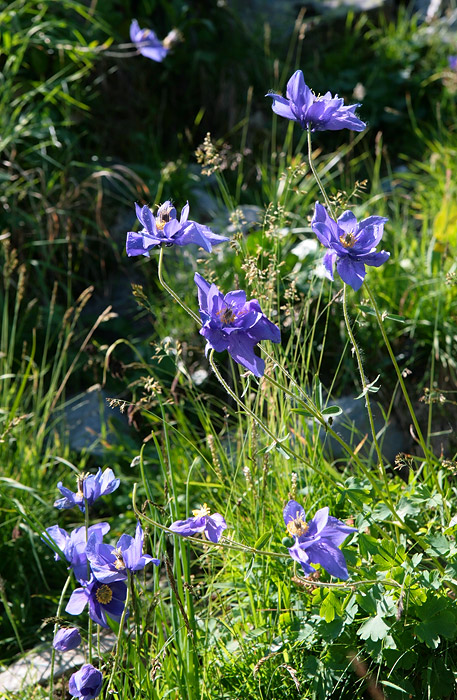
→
(61, 385, 126, 457)
(0, 633, 115, 694)
(317, 395, 406, 464)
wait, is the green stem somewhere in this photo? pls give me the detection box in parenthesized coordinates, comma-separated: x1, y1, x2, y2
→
(342, 285, 390, 486)
(307, 127, 334, 217)
(157, 246, 201, 324)
(107, 572, 131, 693)
(84, 498, 93, 664)
(364, 283, 448, 513)
(49, 575, 72, 700)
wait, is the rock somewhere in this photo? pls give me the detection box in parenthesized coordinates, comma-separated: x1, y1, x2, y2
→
(0, 633, 115, 694)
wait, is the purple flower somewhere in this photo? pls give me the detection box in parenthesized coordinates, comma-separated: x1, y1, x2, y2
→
(283, 500, 356, 580)
(311, 202, 389, 291)
(169, 503, 227, 543)
(68, 664, 103, 700)
(194, 273, 281, 377)
(449, 56, 457, 71)
(86, 521, 160, 584)
(266, 70, 366, 132)
(126, 201, 228, 256)
(66, 576, 127, 628)
(54, 468, 120, 513)
(52, 626, 81, 651)
(42, 522, 110, 582)
(129, 20, 168, 62)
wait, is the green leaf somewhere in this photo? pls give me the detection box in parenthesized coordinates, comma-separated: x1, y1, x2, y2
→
(254, 531, 273, 550)
(415, 597, 457, 649)
(319, 591, 342, 623)
(321, 405, 343, 417)
(290, 408, 314, 418)
(357, 614, 390, 642)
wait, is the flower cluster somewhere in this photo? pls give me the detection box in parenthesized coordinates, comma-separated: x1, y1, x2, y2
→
(44, 469, 160, 698)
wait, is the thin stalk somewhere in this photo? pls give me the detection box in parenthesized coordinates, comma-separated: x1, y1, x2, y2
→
(364, 283, 448, 512)
(106, 572, 131, 693)
(307, 127, 334, 217)
(342, 285, 393, 494)
(157, 246, 200, 324)
(84, 498, 93, 664)
(49, 575, 72, 700)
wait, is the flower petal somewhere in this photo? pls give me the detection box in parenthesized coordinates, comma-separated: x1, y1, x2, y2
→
(336, 257, 366, 291)
(283, 500, 306, 527)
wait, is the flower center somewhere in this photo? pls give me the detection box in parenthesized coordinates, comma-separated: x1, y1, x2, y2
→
(76, 472, 89, 498)
(339, 231, 356, 248)
(217, 306, 237, 325)
(286, 516, 309, 537)
(113, 548, 126, 570)
(156, 206, 173, 231)
(192, 503, 211, 518)
(96, 584, 113, 605)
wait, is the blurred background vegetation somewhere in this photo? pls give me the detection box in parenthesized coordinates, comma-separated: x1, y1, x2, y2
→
(1, 0, 457, 697)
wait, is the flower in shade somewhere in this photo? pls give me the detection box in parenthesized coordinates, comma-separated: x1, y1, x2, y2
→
(53, 627, 81, 652)
(86, 521, 160, 584)
(311, 202, 389, 291)
(266, 70, 366, 132)
(54, 468, 120, 513)
(126, 201, 228, 257)
(449, 56, 457, 71)
(283, 500, 356, 580)
(169, 504, 227, 543)
(129, 20, 168, 62)
(69, 664, 103, 700)
(194, 272, 281, 377)
(66, 576, 127, 628)
(42, 522, 110, 582)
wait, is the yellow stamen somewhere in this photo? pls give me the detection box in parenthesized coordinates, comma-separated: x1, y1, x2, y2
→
(113, 548, 125, 570)
(339, 231, 356, 248)
(217, 307, 236, 325)
(192, 503, 211, 518)
(156, 205, 173, 231)
(286, 514, 309, 537)
(96, 584, 113, 605)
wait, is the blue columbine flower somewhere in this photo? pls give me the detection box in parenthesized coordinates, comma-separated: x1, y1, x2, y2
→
(266, 70, 366, 132)
(66, 576, 127, 628)
(53, 626, 82, 652)
(54, 468, 120, 513)
(449, 56, 457, 71)
(169, 504, 227, 543)
(129, 20, 168, 62)
(86, 521, 160, 584)
(42, 522, 110, 582)
(283, 500, 356, 580)
(126, 201, 228, 256)
(194, 273, 281, 377)
(69, 663, 103, 700)
(311, 202, 389, 291)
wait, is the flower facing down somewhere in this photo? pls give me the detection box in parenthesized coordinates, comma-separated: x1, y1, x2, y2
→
(66, 576, 127, 628)
(169, 504, 227, 543)
(42, 522, 110, 582)
(54, 468, 120, 513)
(194, 273, 281, 377)
(129, 20, 168, 62)
(283, 500, 356, 580)
(69, 664, 103, 700)
(449, 56, 457, 71)
(311, 202, 389, 291)
(126, 201, 228, 257)
(267, 70, 366, 132)
(53, 627, 81, 652)
(86, 521, 160, 584)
